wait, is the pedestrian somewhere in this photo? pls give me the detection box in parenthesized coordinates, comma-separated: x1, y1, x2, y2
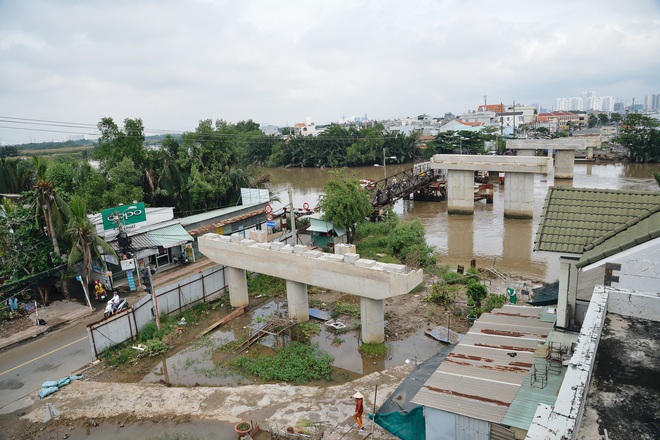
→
(352, 391, 364, 431)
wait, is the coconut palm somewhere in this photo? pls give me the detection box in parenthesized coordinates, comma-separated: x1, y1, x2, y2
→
(653, 171, 660, 188)
(66, 195, 117, 299)
(32, 157, 68, 256)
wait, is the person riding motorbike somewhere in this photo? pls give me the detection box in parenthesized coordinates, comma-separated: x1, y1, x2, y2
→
(93, 281, 106, 300)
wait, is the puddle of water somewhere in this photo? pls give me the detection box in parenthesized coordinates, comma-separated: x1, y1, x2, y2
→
(142, 300, 448, 387)
(35, 419, 236, 440)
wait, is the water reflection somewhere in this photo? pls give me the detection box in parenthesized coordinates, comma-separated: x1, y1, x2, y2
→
(267, 162, 660, 283)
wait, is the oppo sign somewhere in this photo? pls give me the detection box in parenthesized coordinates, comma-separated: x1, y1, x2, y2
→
(101, 202, 147, 230)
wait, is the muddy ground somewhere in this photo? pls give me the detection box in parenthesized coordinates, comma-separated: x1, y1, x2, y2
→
(0, 269, 538, 439)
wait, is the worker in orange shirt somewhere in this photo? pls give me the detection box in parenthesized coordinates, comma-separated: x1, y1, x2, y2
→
(353, 391, 364, 431)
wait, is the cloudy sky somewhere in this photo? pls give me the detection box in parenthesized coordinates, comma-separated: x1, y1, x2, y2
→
(1, 0, 659, 145)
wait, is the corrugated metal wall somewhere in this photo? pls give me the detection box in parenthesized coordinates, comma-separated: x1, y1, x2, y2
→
(490, 423, 515, 440)
(87, 265, 226, 358)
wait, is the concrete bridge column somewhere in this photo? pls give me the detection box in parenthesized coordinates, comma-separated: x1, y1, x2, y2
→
(554, 150, 575, 179)
(503, 172, 534, 219)
(360, 297, 385, 343)
(447, 169, 475, 215)
(226, 267, 249, 308)
(586, 146, 594, 160)
(286, 280, 309, 322)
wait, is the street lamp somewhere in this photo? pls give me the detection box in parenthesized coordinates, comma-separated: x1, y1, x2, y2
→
(383, 148, 397, 178)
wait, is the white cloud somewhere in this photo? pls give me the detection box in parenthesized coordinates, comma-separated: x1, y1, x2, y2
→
(1, 0, 659, 144)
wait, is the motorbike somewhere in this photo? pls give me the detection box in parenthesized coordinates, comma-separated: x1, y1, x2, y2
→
(104, 292, 128, 318)
(173, 255, 189, 265)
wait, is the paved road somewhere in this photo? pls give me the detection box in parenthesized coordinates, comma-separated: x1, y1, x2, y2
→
(0, 259, 218, 416)
(0, 320, 94, 414)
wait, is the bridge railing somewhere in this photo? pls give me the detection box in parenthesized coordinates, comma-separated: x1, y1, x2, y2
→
(368, 162, 445, 207)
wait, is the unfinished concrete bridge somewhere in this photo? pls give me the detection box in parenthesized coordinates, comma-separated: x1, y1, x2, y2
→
(198, 233, 423, 343)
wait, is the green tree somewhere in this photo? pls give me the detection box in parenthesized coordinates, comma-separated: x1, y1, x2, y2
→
(0, 158, 33, 194)
(65, 195, 117, 292)
(588, 114, 599, 128)
(617, 114, 660, 163)
(317, 171, 373, 243)
(598, 113, 609, 126)
(95, 117, 147, 171)
(0, 194, 63, 303)
(32, 157, 68, 258)
(610, 113, 622, 124)
(101, 157, 145, 208)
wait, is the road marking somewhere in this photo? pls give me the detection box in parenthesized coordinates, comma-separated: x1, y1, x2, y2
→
(0, 336, 87, 377)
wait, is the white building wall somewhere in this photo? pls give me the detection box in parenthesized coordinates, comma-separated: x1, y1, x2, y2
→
(580, 236, 660, 295)
(425, 408, 489, 440)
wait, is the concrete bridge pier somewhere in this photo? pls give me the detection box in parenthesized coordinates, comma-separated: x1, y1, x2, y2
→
(227, 267, 249, 307)
(447, 169, 475, 215)
(554, 150, 575, 180)
(360, 297, 385, 343)
(286, 280, 310, 322)
(586, 146, 594, 160)
(503, 172, 535, 219)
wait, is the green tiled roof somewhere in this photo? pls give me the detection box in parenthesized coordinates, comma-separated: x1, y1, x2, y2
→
(534, 187, 660, 254)
(576, 210, 660, 268)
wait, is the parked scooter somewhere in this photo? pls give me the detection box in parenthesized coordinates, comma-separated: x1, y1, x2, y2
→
(104, 291, 128, 318)
(173, 255, 189, 265)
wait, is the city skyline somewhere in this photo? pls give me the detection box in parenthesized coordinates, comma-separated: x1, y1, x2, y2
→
(1, 0, 659, 145)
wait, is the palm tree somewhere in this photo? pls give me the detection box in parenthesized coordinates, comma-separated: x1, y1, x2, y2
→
(653, 171, 660, 188)
(32, 157, 68, 256)
(66, 196, 117, 304)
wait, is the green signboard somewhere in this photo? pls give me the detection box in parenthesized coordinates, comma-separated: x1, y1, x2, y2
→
(101, 202, 147, 230)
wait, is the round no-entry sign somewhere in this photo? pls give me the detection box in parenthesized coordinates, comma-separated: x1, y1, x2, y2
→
(266, 214, 274, 221)
(264, 204, 272, 214)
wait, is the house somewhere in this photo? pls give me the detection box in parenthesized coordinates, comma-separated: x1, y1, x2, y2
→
(379, 186, 660, 439)
(90, 203, 194, 288)
(438, 119, 486, 133)
(302, 213, 347, 250)
(533, 186, 660, 329)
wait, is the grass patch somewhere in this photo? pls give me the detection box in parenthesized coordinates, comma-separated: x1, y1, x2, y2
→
(296, 321, 321, 339)
(228, 342, 333, 383)
(247, 273, 287, 297)
(332, 302, 360, 318)
(360, 342, 388, 357)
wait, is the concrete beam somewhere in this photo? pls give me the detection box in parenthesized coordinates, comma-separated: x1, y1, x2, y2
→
(507, 138, 586, 151)
(198, 234, 424, 301)
(430, 154, 552, 174)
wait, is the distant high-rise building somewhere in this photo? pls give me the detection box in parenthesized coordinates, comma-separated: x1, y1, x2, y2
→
(645, 94, 660, 112)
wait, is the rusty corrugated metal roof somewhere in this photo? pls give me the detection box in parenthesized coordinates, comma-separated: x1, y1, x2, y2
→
(411, 305, 554, 424)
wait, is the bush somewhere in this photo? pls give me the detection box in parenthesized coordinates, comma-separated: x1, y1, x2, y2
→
(423, 282, 458, 306)
(466, 279, 488, 304)
(145, 338, 168, 357)
(482, 293, 507, 313)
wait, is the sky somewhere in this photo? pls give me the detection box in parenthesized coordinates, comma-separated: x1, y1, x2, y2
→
(1, 0, 659, 145)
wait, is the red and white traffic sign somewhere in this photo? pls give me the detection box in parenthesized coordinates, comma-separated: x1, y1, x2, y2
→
(264, 203, 273, 214)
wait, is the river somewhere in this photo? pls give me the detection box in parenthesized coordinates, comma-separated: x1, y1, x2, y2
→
(266, 161, 660, 284)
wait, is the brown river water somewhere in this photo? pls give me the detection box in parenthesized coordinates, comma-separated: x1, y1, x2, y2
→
(266, 161, 660, 283)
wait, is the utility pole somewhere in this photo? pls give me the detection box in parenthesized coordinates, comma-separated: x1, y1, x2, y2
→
(288, 186, 297, 245)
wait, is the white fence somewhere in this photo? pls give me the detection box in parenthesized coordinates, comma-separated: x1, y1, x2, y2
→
(86, 265, 227, 359)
